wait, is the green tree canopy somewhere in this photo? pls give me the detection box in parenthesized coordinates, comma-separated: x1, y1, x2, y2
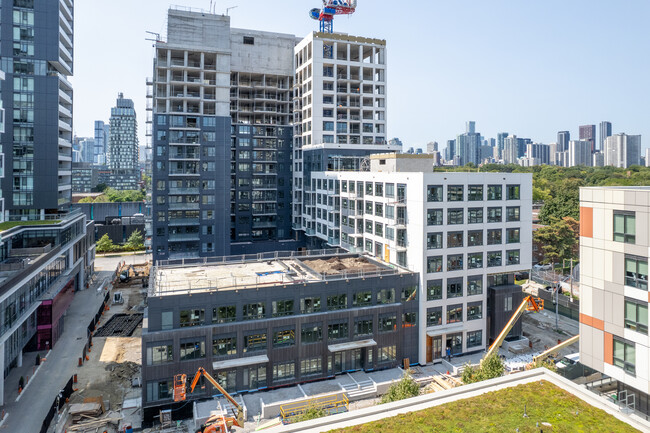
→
(380, 373, 420, 403)
(96, 234, 115, 253)
(126, 229, 144, 251)
(462, 355, 505, 384)
(533, 217, 579, 264)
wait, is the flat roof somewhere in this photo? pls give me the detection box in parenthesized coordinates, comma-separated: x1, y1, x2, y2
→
(151, 251, 404, 297)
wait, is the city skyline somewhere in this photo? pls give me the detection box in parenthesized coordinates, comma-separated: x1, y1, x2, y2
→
(73, 1, 650, 150)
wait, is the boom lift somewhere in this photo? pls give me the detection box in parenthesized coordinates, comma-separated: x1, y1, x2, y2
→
(532, 334, 580, 364)
(481, 296, 544, 365)
(174, 367, 245, 433)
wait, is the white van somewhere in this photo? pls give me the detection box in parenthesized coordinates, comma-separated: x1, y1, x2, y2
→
(556, 352, 579, 369)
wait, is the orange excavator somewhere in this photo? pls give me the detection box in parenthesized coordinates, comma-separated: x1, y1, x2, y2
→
(174, 367, 245, 433)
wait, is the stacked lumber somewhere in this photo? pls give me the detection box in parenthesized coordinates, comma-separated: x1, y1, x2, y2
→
(69, 402, 102, 423)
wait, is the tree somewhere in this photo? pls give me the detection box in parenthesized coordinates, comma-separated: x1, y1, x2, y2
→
(96, 234, 116, 253)
(294, 403, 327, 423)
(126, 229, 144, 251)
(533, 217, 579, 264)
(92, 183, 108, 193)
(380, 372, 420, 403)
(538, 189, 579, 224)
(78, 196, 94, 203)
(461, 355, 505, 384)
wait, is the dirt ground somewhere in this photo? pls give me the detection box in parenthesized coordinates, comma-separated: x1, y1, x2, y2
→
(522, 312, 580, 358)
(302, 256, 382, 275)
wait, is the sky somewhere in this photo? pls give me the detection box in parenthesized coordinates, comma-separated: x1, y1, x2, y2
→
(73, 0, 650, 151)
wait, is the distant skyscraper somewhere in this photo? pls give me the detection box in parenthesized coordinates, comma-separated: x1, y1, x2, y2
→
(568, 140, 592, 167)
(592, 152, 604, 167)
(445, 139, 455, 161)
(80, 138, 95, 164)
(604, 133, 641, 168)
(94, 120, 109, 165)
(466, 121, 476, 134)
(646, 148, 650, 168)
(503, 135, 519, 164)
(427, 141, 438, 153)
(579, 125, 596, 153)
(456, 121, 481, 166)
(108, 93, 139, 190)
(526, 143, 550, 165)
(599, 121, 612, 152)
(496, 132, 508, 160)
(557, 131, 570, 152)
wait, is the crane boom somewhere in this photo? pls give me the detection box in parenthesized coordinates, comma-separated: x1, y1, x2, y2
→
(482, 295, 543, 364)
(175, 367, 245, 429)
(532, 335, 579, 364)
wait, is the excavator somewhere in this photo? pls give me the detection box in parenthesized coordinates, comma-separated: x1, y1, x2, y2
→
(174, 367, 244, 433)
(481, 295, 544, 365)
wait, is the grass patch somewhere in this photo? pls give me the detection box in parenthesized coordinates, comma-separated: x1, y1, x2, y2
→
(0, 220, 61, 231)
(332, 381, 639, 433)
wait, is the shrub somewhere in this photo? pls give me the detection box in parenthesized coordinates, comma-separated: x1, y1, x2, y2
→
(380, 372, 420, 403)
(462, 355, 505, 384)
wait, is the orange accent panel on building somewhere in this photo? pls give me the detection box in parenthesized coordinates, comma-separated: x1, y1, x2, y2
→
(604, 332, 613, 365)
(580, 313, 604, 331)
(580, 207, 593, 238)
(580, 313, 593, 327)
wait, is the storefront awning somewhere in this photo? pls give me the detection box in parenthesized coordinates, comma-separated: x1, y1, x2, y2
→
(426, 323, 465, 337)
(213, 354, 269, 370)
(328, 339, 377, 352)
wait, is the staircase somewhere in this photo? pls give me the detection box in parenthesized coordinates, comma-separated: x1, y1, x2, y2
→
(341, 374, 376, 400)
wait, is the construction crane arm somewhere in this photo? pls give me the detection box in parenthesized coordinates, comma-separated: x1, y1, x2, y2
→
(482, 296, 543, 364)
(532, 335, 579, 364)
(188, 367, 245, 428)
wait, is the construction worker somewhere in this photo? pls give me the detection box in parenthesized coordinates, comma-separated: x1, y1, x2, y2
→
(446, 346, 452, 362)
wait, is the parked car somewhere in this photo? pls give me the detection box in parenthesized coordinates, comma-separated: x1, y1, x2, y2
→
(556, 352, 579, 369)
(533, 263, 553, 271)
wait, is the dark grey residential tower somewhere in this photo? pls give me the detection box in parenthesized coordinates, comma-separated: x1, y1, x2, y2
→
(579, 124, 596, 153)
(557, 131, 570, 152)
(94, 120, 109, 165)
(108, 93, 139, 190)
(599, 121, 612, 152)
(0, 0, 74, 216)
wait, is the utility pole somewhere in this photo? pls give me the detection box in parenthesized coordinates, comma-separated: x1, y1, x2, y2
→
(569, 258, 573, 299)
(555, 282, 559, 331)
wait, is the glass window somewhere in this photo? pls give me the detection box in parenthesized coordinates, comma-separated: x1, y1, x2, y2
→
(488, 251, 502, 267)
(385, 183, 395, 197)
(402, 312, 416, 328)
(379, 315, 397, 333)
(625, 299, 648, 335)
(272, 300, 294, 317)
(613, 338, 636, 375)
(427, 256, 443, 273)
(447, 209, 464, 225)
(273, 361, 295, 381)
(447, 278, 463, 298)
(427, 209, 443, 225)
(401, 286, 418, 302)
(468, 208, 483, 224)
(379, 345, 397, 362)
(487, 229, 502, 245)
(507, 228, 520, 244)
(447, 254, 463, 271)
(487, 185, 502, 200)
(467, 330, 483, 348)
(447, 231, 463, 248)
(300, 297, 321, 314)
(467, 276, 483, 296)
(375, 183, 384, 197)
(375, 203, 383, 217)
(377, 288, 395, 304)
(427, 279, 442, 300)
(375, 222, 383, 237)
(147, 344, 173, 365)
(487, 207, 502, 223)
(447, 304, 463, 324)
(447, 185, 464, 201)
(614, 212, 636, 244)
(328, 322, 349, 340)
(179, 339, 206, 361)
(365, 182, 373, 195)
(273, 328, 295, 347)
(506, 206, 520, 222)
(468, 230, 483, 246)
(507, 185, 520, 200)
(353, 291, 372, 307)
(180, 309, 204, 327)
(427, 307, 442, 326)
(427, 232, 443, 249)
(213, 336, 237, 356)
(468, 252, 483, 269)
(427, 185, 443, 202)
(507, 250, 520, 265)
(625, 256, 648, 290)
(243, 332, 267, 353)
(354, 319, 373, 336)
(467, 302, 483, 320)
(386, 205, 395, 219)
(243, 303, 266, 320)
(467, 185, 483, 201)
(301, 324, 323, 344)
(301, 357, 322, 376)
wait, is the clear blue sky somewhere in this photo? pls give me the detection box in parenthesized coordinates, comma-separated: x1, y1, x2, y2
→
(73, 0, 650, 150)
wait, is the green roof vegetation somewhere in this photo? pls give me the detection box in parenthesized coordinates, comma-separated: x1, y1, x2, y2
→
(333, 381, 639, 433)
(0, 220, 61, 232)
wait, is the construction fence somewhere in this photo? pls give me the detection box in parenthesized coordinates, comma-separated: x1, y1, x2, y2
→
(537, 288, 579, 322)
(39, 375, 74, 433)
(81, 292, 110, 365)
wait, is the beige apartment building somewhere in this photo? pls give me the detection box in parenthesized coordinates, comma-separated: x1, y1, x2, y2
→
(580, 186, 649, 417)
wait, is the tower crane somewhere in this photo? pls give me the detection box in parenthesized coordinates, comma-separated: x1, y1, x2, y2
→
(309, 0, 357, 33)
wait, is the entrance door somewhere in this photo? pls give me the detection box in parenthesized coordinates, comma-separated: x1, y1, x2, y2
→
(350, 349, 362, 371)
(432, 336, 442, 361)
(330, 352, 343, 374)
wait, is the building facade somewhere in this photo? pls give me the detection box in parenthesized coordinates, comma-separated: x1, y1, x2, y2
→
(604, 134, 642, 168)
(557, 131, 570, 152)
(307, 154, 533, 364)
(71, 162, 98, 193)
(599, 121, 612, 153)
(94, 120, 109, 165)
(568, 139, 592, 167)
(108, 93, 139, 190)
(141, 250, 418, 421)
(579, 124, 596, 153)
(579, 186, 650, 418)
(0, 0, 74, 217)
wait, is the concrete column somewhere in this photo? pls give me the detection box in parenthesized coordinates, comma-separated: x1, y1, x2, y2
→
(17, 350, 22, 368)
(0, 341, 5, 406)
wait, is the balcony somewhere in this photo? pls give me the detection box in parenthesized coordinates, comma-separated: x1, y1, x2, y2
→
(168, 202, 200, 210)
(168, 233, 201, 242)
(168, 188, 200, 195)
(168, 218, 200, 226)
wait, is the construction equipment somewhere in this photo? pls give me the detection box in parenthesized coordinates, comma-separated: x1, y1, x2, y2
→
(532, 335, 580, 364)
(174, 367, 244, 432)
(309, 0, 357, 33)
(481, 296, 544, 365)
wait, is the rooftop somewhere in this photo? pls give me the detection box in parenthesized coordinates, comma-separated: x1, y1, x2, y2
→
(150, 249, 403, 297)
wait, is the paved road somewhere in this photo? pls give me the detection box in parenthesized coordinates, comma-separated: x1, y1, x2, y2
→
(0, 272, 111, 432)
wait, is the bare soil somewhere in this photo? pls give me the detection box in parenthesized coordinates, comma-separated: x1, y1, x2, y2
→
(303, 256, 381, 275)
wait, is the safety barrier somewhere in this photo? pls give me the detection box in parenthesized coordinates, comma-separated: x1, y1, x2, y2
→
(39, 376, 74, 433)
(280, 393, 349, 424)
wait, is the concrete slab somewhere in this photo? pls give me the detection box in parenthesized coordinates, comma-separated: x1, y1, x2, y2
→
(300, 379, 342, 396)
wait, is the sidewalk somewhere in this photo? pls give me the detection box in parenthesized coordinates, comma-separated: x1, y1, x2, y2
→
(0, 270, 112, 433)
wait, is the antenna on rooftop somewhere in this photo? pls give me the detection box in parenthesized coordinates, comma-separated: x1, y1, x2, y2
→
(226, 5, 238, 16)
(145, 31, 162, 47)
